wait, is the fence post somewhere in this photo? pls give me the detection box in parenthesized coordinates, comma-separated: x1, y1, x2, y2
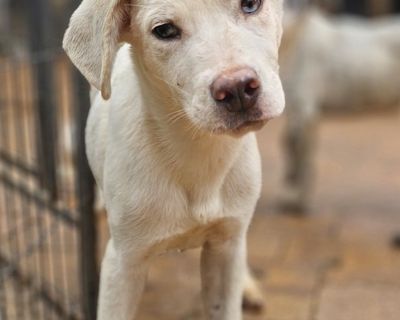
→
(65, 0, 99, 317)
(341, 0, 368, 15)
(65, 1, 99, 318)
(25, 0, 58, 199)
(72, 69, 99, 320)
(0, 0, 10, 54)
(395, 0, 400, 12)
(67, 0, 99, 320)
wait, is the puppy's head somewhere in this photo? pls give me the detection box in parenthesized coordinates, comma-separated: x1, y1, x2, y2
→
(64, 0, 285, 136)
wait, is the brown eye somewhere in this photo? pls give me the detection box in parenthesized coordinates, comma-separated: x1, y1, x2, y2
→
(152, 23, 181, 40)
(241, 0, 262, 14)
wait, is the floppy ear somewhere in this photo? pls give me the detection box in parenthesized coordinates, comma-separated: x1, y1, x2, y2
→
(63, 0, 131, 100)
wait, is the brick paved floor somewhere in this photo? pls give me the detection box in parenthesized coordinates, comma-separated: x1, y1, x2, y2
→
(99, 111, 400, 320)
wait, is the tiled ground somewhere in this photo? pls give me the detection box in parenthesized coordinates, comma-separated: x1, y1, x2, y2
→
(99, 111, 400, 320)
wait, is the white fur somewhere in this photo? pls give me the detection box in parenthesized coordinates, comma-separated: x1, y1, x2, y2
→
(280, 9, 400, 211)
(64, 0, 285, 319)
(282, 9, 400, 115)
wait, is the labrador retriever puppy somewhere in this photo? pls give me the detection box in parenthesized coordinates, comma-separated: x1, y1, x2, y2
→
(280, 8, 400, 212)
(63, 0, 285, 319)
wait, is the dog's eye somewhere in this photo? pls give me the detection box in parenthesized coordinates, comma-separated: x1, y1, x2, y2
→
(241, 0, 262, 14)
(152, 23, 181, 40)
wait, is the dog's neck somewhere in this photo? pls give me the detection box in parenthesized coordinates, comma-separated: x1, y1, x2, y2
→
(132, 62, 245, 196)
(147, 92, 243, 190)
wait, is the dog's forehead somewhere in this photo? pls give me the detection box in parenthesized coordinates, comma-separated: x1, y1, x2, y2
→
(133, 0, 283, 32)
(136, 0, 231, 12)
(134, 0, 243, 24)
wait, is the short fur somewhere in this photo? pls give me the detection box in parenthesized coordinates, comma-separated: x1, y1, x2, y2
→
(280, 8, 400, 212)
(64, 0, 285, 319)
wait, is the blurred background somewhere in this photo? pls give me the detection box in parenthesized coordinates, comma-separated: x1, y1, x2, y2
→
(0, 0, 399, 319)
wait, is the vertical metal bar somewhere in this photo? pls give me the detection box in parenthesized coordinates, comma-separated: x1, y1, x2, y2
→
(18, 56, 43, 319)
(342, 0, 367, 15)
(31, 199, 46, 320)
(55, 59, 73, 315)
(0, 194, 10, 320)
(24, 0, 56, 316)
(21, 64, 46, 320)
(72, 69, 99, 320)
(0, 260, 7, 320)
(67, 9, 99, 319)
(25, 0, 58, 199)
(17, 57, 37, 319)
(0, 0, 10, 56)
(1, 58, 25, 320)
(395, 0, 400, 12)
(0, 84, 10, 318)
(8, 60, 30, 320)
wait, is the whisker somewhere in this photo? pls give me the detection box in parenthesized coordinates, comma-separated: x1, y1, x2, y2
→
(151, 73, 192, 98)
(166, 109, 187, 125)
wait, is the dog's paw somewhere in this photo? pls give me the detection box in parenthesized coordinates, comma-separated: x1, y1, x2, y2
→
(242, 272, 266, 314)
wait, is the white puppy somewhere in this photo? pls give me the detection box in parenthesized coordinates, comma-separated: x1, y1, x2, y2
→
(63, 0, 285, 319)
(280, 9, 400, 212)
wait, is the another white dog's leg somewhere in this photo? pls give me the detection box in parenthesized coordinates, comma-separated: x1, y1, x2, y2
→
(97, 240, 148, 320)
(201, 235, 246, 320)
(283, 100, 318, 212)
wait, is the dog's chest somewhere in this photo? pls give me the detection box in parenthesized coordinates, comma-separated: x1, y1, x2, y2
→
(147, 217, 241, 257)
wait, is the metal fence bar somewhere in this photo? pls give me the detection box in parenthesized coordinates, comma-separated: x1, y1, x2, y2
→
(0, 60, 24, 320)
(0, 257, 7, 320)
(0, 172, 79, 227)
(72, 69, 99, 320)
(395, 1, 400, 12)
(26, 0, 58, 199)
(7, 61, 30, 320)
(0, 150, 39, 177)
(31, 195, 46, 319)
(0, 254, 79, 320)
(1, 1, 100, 318)
(13, 59, 38, 318)
(55, 61, 76, 317)
(342, 0, 367, 15)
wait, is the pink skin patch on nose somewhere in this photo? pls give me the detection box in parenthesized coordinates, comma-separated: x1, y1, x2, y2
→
(248, 80, 260, 89)
(215, 91, 227, 101)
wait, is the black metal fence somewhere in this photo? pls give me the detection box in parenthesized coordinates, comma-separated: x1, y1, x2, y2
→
(0, 0, 98, 319)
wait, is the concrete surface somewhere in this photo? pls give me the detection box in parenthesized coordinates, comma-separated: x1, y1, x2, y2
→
(98, 111, 400, 320)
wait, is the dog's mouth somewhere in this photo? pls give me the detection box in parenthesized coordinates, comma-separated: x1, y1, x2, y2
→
(230, 119, 269, 135)
(211, 116, 270, 136)
(190, 99, 280, 137)
(236, 118, 268, 129)
(218, 105, 272, 136)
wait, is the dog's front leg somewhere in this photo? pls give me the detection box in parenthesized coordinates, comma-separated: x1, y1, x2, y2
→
(97, 240, 148, 320)
(201, 234, 246, 320)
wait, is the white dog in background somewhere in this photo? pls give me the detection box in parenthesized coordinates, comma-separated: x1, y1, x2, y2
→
(63, 0, 285, 319)
(280, 8, 400, 212)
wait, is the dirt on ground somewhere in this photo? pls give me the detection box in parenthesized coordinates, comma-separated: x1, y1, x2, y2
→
(97, 111, 400, 320)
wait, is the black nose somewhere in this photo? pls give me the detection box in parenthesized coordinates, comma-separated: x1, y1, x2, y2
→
(210, 68, 260, 113)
